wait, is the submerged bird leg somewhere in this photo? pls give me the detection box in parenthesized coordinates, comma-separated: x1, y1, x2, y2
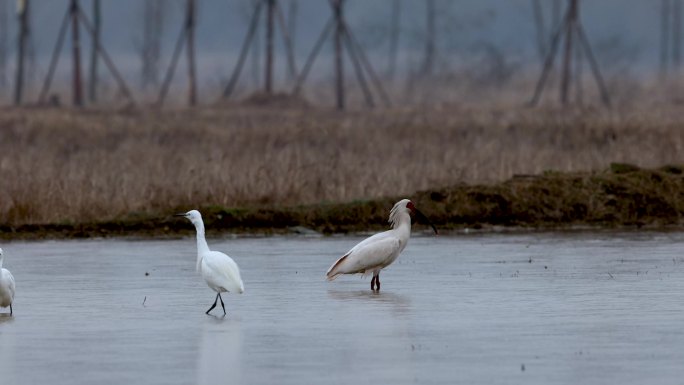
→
(218, 293, 226, 315)
(206, 293, 219, 315)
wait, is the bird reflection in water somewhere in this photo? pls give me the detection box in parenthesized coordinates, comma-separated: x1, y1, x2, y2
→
(327, 289, 412, 315)
(196, 318, 242, 385)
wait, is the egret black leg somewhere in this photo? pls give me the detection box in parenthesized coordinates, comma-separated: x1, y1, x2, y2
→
(206, 293, 219, 315)
(218, 293, 226, 315)
(9, 304, 12, 316)
(370, 275, 376, 291)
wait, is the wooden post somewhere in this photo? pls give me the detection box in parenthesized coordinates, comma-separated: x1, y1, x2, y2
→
(141, 1, 151, 88)
(265, 0, 275, 93)
(14, 0, 29, 105)
(576, 23, 611, 106)
(344, 22, 391, 107)
(274, 1, 297, 81)
(423, 0, 435, 76)
(39, 2, 134, 107)
(531, 0, 546, 62)
(70, 0, 84, 107)
(287, 0, 297, 81)
(141, 0, 164, 89)
(152, 1, 164, 86)
(333, 0, 344, 110)
(552, 0, 562, 29)
(528, 11, 566, 106)
(662, 0, 672, 76)
(560, 0, 577, 105)
(295, 1, 389, 109)
(88, 0, 100, 103)
(387, 0, 400, 79)
(157, 21, 185, 105)
(343, 25, 374, 108)
(223, 0, 263, 99)
(674, 0, 682, 69)
(251, 0, 261, 88)
(292, 16, 333, 95)
(186, 0, 196, 106)
(574, 25, 583, 104)
(551, 0, 562, 67)
(0, 0, 8, 87)
(76, 6, 136, 105)
(529, 0, 609, 107)
(38, 7, 70, 104)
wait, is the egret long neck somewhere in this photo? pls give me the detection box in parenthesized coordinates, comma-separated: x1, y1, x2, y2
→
(194, 221, 210, 266)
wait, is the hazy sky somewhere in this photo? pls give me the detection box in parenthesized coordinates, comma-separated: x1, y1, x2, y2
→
(0, 0, 673, 96)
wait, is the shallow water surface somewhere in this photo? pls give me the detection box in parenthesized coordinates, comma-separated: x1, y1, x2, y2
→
(1, 232, 684, 384)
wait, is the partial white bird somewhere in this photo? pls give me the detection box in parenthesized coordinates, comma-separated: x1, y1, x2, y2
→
(326, 199, 437, 291)
(0, 248, 16, 316)
(176, 210, 244, 315)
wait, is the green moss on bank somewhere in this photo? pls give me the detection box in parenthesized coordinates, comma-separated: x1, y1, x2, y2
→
(3, 164, 684, 239)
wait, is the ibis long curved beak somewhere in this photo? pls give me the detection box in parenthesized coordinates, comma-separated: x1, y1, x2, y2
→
(413, 208, 438, 235)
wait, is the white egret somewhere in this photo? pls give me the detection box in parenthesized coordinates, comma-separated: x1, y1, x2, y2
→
(176, 210, 244, 315)
(326, 199, 437, 291)
(0, 248, 16, 315)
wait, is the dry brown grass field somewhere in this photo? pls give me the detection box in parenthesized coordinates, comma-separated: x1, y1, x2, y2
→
(1, 101, 684, 227)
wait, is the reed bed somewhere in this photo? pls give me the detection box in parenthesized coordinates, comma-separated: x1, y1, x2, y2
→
(1, 103, 684, 226)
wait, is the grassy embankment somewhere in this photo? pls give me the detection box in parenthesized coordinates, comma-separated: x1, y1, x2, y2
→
(1, 105, 684, 238)
(2, 162, 684, 238)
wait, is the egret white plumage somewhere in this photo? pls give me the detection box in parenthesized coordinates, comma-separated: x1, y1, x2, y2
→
(326, 199, 437, 291)
(176, 210, 244, 315)
(0, 248, 16, 316)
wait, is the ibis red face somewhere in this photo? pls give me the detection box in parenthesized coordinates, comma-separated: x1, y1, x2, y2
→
(406, 201, 438, 235)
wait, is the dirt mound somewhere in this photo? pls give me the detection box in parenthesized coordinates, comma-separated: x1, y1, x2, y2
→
(412, 163, 684, 230)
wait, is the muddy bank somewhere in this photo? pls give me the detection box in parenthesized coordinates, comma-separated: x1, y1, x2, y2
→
(2, 164, 684, 239)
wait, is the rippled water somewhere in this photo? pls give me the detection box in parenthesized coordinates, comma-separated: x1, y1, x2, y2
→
(1, 232, 684, 385)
